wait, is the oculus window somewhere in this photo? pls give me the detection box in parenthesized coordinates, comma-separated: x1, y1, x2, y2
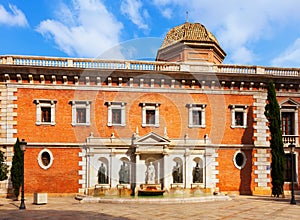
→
(37, 149, 54, 170)
(233, 151, 247, 169)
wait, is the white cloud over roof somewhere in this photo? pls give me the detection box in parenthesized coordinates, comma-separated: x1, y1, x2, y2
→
(120, 0, 149, 30)
(36, 0, 123, 58)
(271, 38, 300, 67)
(0, 4, 28, 27)
(152, 0, 300, 66)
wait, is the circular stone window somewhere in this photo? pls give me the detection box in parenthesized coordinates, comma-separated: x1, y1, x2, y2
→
(37, 149, 53, 170)
(233, 151, 246, 169)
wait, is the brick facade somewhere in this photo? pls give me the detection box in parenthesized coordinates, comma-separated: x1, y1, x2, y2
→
(0, 22, 299, 196)
(24, 148, 81, 194)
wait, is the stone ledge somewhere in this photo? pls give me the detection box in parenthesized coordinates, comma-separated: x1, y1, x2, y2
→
(79, 195, 231, 204)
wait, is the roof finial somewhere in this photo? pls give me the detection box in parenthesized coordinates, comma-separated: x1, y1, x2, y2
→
(186, 11, 189, 23)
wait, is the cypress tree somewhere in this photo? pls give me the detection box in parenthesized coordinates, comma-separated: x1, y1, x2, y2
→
(10, 138, 22, 199)
(0, 150, 8, 181)
(264, 81, 285, 197)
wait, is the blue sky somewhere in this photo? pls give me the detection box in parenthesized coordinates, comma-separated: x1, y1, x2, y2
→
(1, 0, 300, 67)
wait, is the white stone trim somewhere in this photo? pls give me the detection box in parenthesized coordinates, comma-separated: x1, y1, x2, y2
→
(37, 149, 54, 170)
(105, 102, 126, 126)
(141, 103, 160, 127)
(229, 104, 248, 128)
(70, 101, 91, 126)
(233, 150, 247, 169)
(254, 149, 271, 188)
(34, 99, 56, 126)
(187, 104, 207, 128)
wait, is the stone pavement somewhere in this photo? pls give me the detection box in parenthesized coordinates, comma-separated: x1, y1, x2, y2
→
(0, 195, 299, 219)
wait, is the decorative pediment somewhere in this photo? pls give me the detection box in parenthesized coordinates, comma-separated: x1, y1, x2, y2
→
(134, 132, 170, 146)
(280, 98, 300, 108)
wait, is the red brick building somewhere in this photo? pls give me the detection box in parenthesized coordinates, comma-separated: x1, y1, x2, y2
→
(0, 22, 299, 196)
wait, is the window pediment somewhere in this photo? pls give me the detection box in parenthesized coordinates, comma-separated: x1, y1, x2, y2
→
(280, 98, 300, 109)
(135, 132, 170, 145)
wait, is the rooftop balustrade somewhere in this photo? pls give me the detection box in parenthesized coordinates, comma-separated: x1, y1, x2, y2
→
(1, 55, 300, 77)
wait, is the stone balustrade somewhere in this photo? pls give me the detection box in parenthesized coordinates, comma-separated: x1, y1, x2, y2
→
(282, 135, 299, 146)
(1, 55, 300, 77)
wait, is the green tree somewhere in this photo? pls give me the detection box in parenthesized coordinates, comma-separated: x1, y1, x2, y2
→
(264, 81, 285, 197)
(10, 138, 22, 199)
(0, 150, 8, 181)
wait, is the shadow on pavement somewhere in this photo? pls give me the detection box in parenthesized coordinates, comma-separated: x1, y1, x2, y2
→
(0, 210, 131, 220)
(244, 195, 299, 206)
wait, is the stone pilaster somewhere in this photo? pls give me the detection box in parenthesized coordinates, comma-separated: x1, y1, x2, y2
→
(78, 149, 87, 194)
(253, 93, 269, 147)
(205, 148, 219, 192)
(0, 85, 17, 144)
(253, 149, 271, 195)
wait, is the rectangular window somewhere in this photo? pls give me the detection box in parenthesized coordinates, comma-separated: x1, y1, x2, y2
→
(76, 108, 86, 124)
(284, 153, 297, 182)
(70, 101, 91, 126)
(34, 100, 56, 125)
(141, 103, 160, 127)
(192, 110, 202, 126)
(112, 109, 122, 125)
(229, 104, 248, 128)
(235, 112, 244, 126)
(282, 112, 294, 135)
(41, 107, 51, 123)
(187, 104, 206, 128)
(146, 110, 155, 125)
(105, 102, 126, 126)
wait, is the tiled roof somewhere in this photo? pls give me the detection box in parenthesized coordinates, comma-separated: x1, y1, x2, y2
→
(161, 22, 220, 48)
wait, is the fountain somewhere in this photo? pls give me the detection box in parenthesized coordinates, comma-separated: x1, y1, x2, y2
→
(138, 184, 165, 196)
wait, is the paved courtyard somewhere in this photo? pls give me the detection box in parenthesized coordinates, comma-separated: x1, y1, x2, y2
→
(0, 195, 299, 219)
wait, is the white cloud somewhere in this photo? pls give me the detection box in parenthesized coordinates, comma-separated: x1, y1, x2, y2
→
(0, 4, 28, 27)
(271, 38, 300, 67)
(161, 8, 172, 19)
(152, 0, 300, 65)
(36, 0, 123, 58)
(120, 0, 148, 30)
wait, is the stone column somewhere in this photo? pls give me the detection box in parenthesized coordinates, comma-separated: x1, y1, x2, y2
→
(184, 148, 192, 188)
(134, 153, 142, 194)
(110, 153, 118, 188)
(162, 154, 171, 190)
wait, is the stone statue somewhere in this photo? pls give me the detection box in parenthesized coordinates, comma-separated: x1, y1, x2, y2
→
(193, 163, 202, 183)
(172, 162, 182, 183)
(124, 163, 129, 184)
(98, 163, 107, 184)
(146, 162, 155, 184)
(119, 161, 130, 184)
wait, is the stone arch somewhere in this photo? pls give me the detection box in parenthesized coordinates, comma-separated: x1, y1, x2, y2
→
(97, 157, 109, 184)
(192, 157, 204, 183)
(145, 157, 157, 184)
(119, 157, 130, 184)
(172, 157, 183, 183)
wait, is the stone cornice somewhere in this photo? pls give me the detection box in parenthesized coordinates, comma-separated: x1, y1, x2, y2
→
(0, 55, 300, 92)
